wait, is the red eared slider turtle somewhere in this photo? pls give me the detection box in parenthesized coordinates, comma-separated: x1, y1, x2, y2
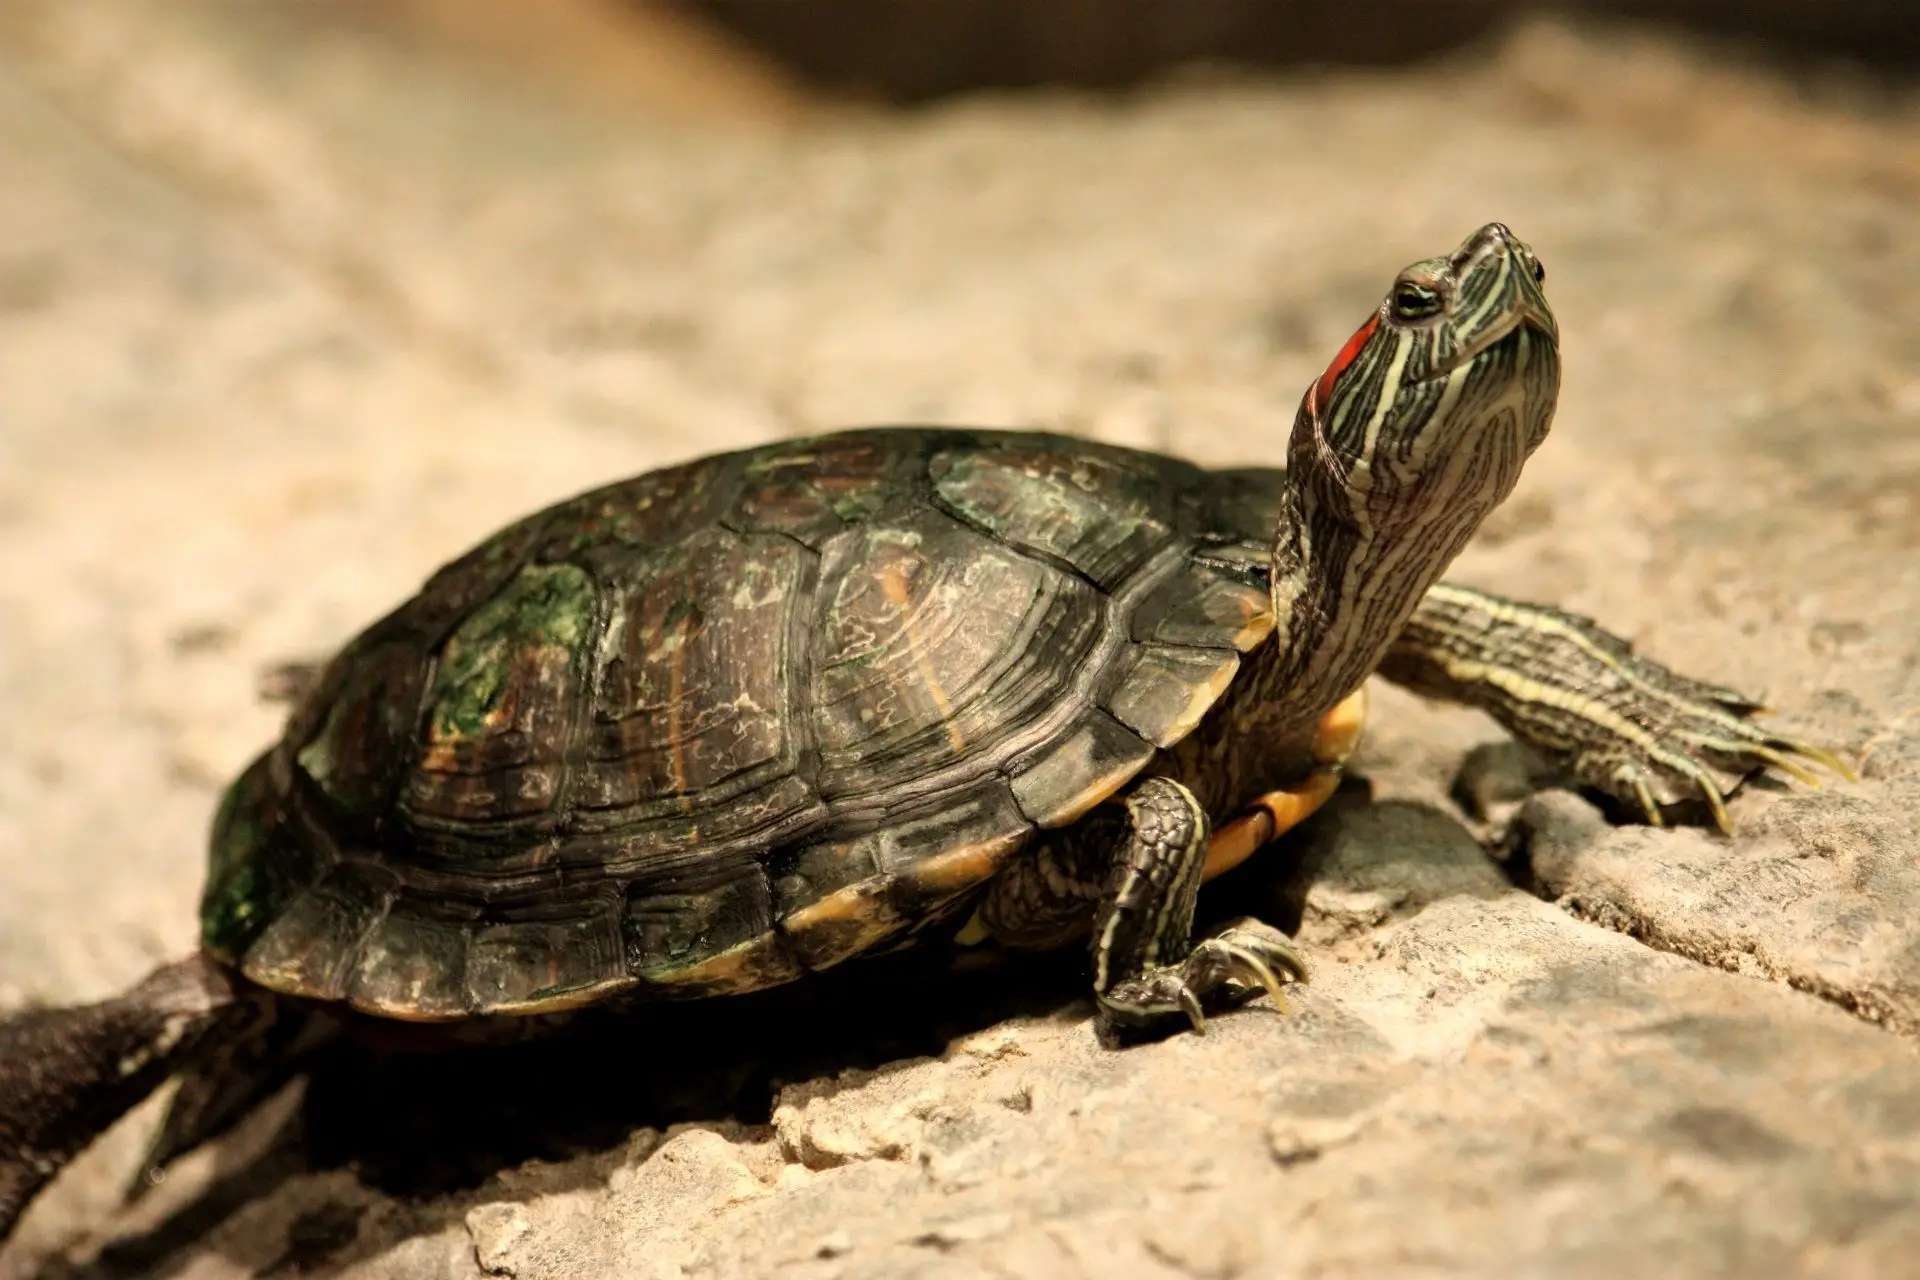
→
(0, 224, 1850, 1237)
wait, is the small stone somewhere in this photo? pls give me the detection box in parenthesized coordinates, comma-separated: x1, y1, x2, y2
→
(650, 1128, 767, 1210)
(465, 1202, 532, 1277)
(1453, 740, 1558, 825)
(1267, 1113, 1368, 1166)
(952, 1025, 1027, 1061)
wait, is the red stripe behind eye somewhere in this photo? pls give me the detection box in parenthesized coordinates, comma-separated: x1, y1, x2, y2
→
(1309, 311, 1380, 417)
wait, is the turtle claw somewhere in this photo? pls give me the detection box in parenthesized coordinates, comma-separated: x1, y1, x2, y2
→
(1623, 769, 1665, 829)
(1695, 729, 1857, 790)
(1195, 919, 1309, 1011)
(1731, 742, 1824, 788)
(1098, 920, 1308, 1034)
(1586, 694, 1855, 836)
(1764, 735, 1859, 785)
(1699, 773, 1733, 838)
(1178, 985, 1208, 1034)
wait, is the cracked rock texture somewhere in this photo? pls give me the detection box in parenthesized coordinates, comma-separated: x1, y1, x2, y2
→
(2, 3, 1918, 1277)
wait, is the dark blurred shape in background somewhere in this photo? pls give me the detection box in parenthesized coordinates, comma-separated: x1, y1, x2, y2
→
(1569, 0, 1918, 67)
(666, 0, 1916, 100)
(678, 0, 1518, 99)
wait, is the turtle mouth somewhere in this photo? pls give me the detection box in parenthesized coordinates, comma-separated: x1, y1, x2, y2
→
(1419, 301, 1555, 382)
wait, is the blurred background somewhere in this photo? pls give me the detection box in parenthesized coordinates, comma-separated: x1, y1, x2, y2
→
(680, 0, 1920, 97)
(18, 0, 1908, 106)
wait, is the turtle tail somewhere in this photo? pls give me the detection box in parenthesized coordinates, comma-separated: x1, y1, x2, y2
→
(0, 953, 268, 1242)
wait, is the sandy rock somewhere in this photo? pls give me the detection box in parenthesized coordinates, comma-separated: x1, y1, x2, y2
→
(1518, 782, 1920, 1034)
(1, 2, 1918, 1277)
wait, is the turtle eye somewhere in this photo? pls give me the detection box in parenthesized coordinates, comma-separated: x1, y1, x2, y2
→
(1390, 280, 1444, 321)
(1529, 256, 1546, 285)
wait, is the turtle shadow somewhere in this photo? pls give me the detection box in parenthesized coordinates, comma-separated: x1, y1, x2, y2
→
(58, 804, 1371, 1280)
(301, 944, 1094, 1196)
(1203, 777, 1528, 933)
(54, 943, 1097, 1280)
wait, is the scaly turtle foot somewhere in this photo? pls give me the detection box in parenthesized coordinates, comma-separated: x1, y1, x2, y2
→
(1098, 918, 1308, 1033)
(1384, 584, 1857, 835)
(1526, 660, 1855, 835)
(1595, 698, 1856, 835)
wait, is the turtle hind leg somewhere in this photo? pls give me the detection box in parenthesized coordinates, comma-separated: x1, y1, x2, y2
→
(0, 953, 267, 1242)
(133, 1000, 332, 1198)
(1091, 777, 1308, 1037)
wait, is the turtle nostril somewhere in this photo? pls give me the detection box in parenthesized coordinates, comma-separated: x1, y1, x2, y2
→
(1453, 223, 1520, 272)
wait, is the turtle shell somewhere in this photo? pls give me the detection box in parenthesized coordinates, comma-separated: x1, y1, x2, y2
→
(199, 430, 1280, 1021)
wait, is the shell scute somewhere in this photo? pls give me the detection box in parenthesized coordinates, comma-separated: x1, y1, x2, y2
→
(932, 441, 1180, 588)
(276, 509, 554, 832)
(730, 433, 903, 545)
(577, 528, 809, 816)
(624, 861, 804, 996)
(464, 904, 631, 1014)
(773, 781, 1027, 970)
(1106, 644, 1242, 748)
(531, 457, 730, 567)
(239, 861, 395, 1003)
(1007, 708, 1158, 828)
(811, 510, 1105, 800)
(347, 902, 477, 1021)
(1185, 466, 1288, 544)
(201, 751, 311, 962)
(294, 636, 429, 819)
(1129, 558, 1274, 653)
(772, 778, 1030, 940)
(403, 563, 596, 828)
(573, 772, 826, 879)
(881, 779, 1032, 914)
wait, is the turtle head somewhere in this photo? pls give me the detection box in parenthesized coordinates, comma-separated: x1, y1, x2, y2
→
(1288, 221, 1559, 543)
(1269, 223, 1560, 721)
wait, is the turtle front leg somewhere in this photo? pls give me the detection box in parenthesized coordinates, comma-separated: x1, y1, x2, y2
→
(1382, 583, 1856, 833)
(975, 778, 1307, 1034)
(1087, 779, 1310, 1033)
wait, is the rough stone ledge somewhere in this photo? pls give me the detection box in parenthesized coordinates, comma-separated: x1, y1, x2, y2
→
(1515, 761, 1920, 1041)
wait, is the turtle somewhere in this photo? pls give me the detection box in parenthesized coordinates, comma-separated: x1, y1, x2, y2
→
(0, 223, 1850, 1239)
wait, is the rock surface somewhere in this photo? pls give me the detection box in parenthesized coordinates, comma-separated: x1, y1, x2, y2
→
(1, 3, 1918, 1276)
